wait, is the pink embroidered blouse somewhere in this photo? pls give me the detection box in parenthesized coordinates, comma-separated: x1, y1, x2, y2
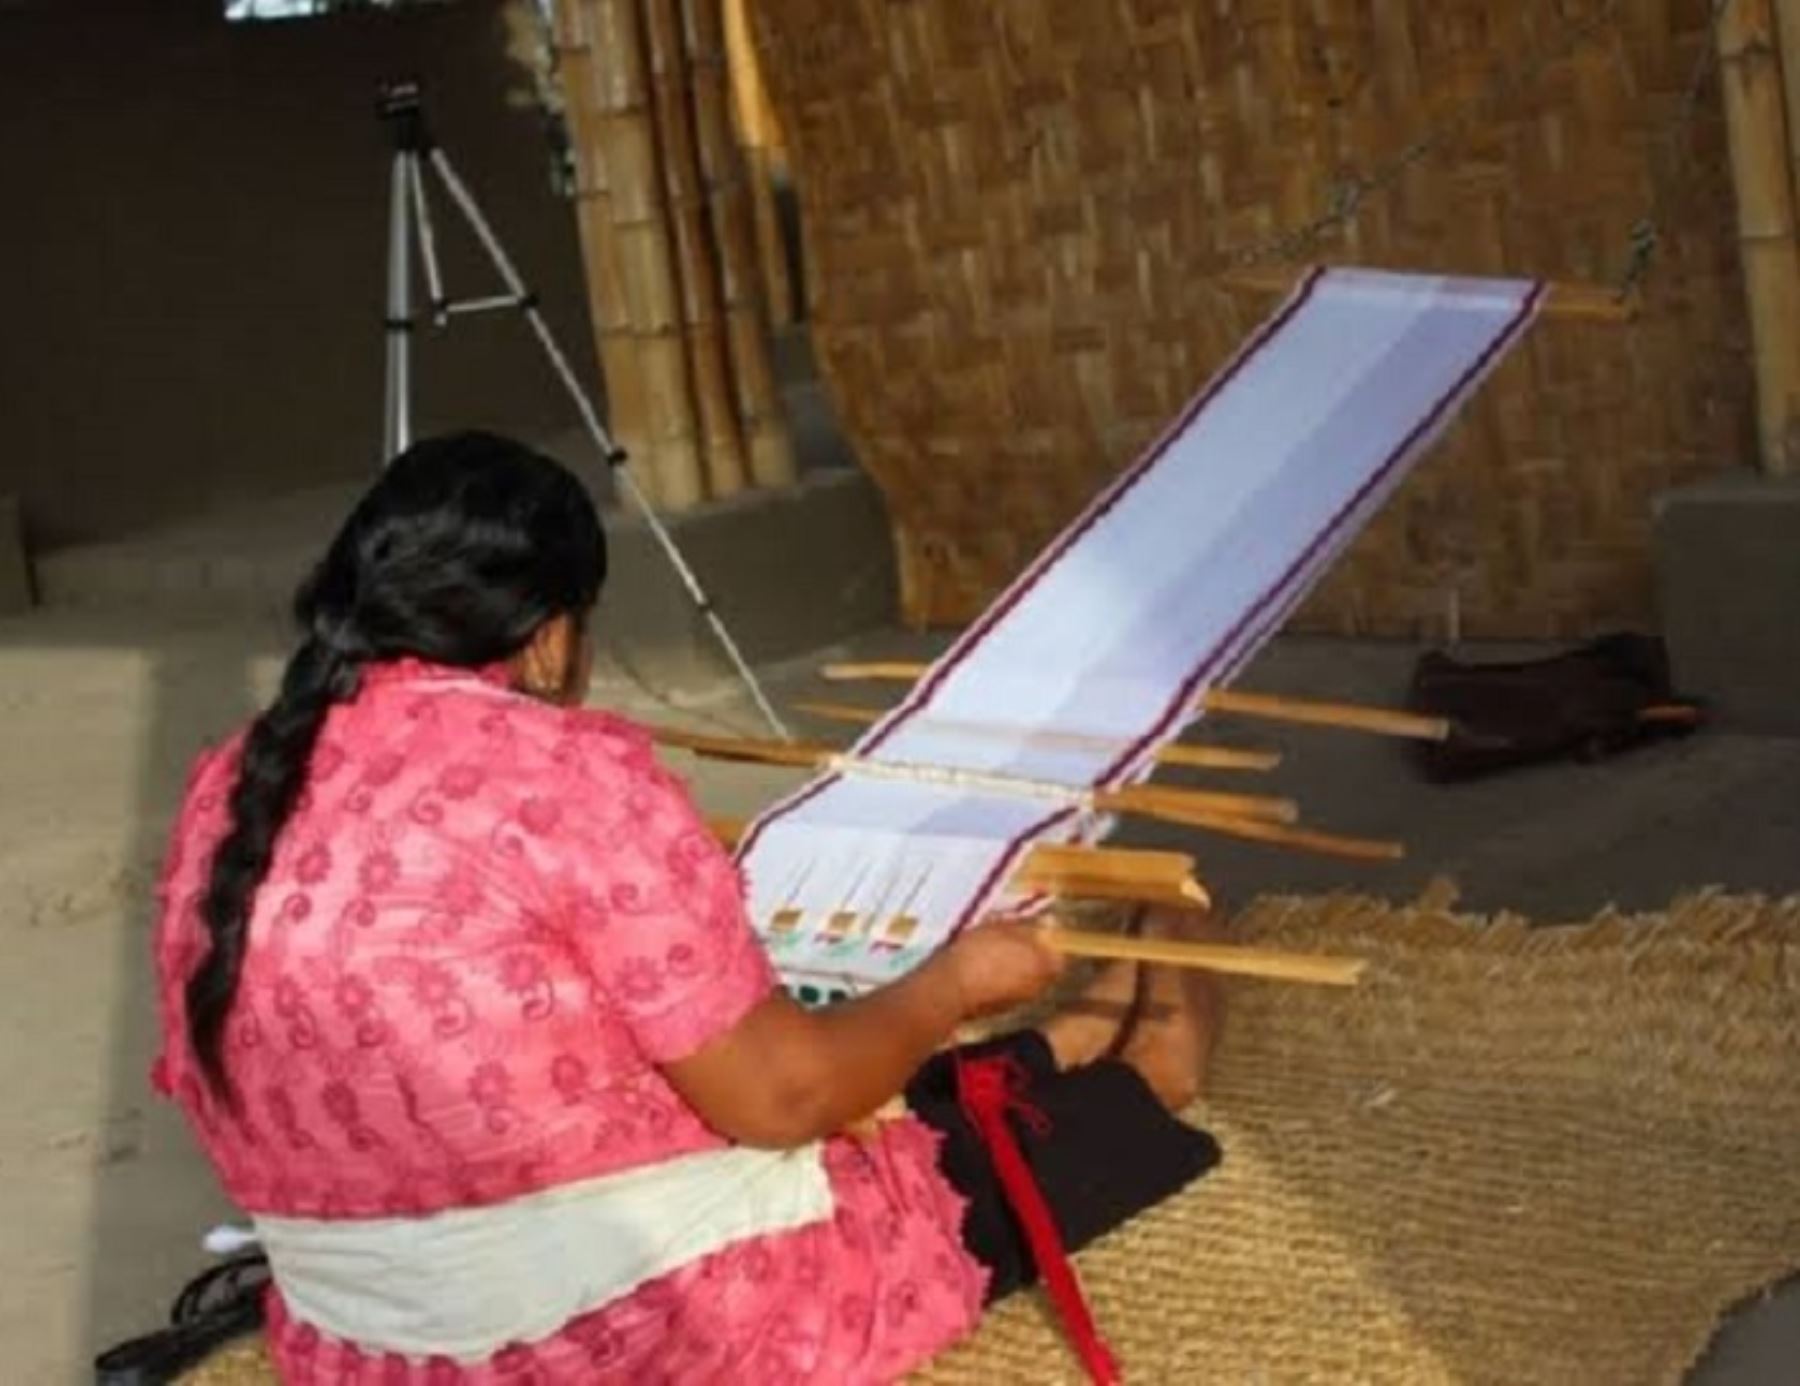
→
(152, 660, 986, 1382)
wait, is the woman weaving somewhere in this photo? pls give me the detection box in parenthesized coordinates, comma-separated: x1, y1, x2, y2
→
(151, 432, 1222, 1383)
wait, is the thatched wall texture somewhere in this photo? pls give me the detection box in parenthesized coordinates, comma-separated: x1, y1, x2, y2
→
(752, 0, 1754, 636)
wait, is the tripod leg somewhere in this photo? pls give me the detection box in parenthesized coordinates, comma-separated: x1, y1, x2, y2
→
(422, 147, 793, 740)
(409, 153, 447, 322)
(382, 151, 414, 461)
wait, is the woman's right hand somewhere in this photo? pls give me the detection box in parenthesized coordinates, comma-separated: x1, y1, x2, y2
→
(940, 920, 1065, 1019)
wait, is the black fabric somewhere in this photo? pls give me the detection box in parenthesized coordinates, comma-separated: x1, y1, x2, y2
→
(906, 1030, 1221, 1303)
(1406, 632, 1702, 783)
(93, 1253, 270, 1385)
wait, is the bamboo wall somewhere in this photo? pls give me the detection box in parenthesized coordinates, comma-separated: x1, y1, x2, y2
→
(554, 0, 796, 511)
(752, 0, 1756, 636)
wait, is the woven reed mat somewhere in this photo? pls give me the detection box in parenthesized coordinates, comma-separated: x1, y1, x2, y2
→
(183, 890, 1800, 1385)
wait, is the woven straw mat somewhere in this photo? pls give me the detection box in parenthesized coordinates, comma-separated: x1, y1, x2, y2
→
(183, 891, 1800, 1384)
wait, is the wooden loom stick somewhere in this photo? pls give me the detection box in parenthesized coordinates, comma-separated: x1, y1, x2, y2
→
(1039, 923, 1366, 987)
(790, 700, 1284, 772)
(1154, 810, 1405, 862)
(652, 725, 1300, 824)
(705, 813, 1362, 984)
(703, 815, 1364, 981)
(653, 724, 839, 769)
(1202, 689, 1449, 742)
(818, 661, 1451, 742)
(1216, 265, 1641, 324)
(1637, 703, 1705, 727)
(684, 733, 1404, 862)
(1097, 783, 1296, 826)
(1012, 843, 1211, 910)
(705, 818, 1212, 910)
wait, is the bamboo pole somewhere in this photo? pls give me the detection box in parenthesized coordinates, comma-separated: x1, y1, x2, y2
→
(556, 20, 662, 505)
(791, 699, 1284, 771)
(1719, 0, 1800, 474)
(1780, 0, 1800, 206)
(684, 0, 798, 488)
(582, 0, 709, 510)
(817, 661, 1452, 742)
(641, 0, 749, 500)
(722, 0, 796, 329)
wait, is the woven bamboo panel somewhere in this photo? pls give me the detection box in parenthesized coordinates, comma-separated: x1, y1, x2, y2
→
(752, 0, 1754, 635)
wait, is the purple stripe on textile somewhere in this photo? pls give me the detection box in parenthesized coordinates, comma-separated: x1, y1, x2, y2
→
(1093, 280, 1544, 787)
(856, 269, 1327, 760)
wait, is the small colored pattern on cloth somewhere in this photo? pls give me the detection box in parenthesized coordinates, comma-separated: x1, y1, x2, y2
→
(152, 660, 986, 1382)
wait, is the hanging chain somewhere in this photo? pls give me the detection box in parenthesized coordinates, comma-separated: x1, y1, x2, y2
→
(1612, 0, 1734, 297)
(1230, 0, 1630, 268)
(1228, 0, 1732, 298)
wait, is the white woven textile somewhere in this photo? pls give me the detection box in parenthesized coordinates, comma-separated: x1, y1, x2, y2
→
(741, 268, 1543, 997)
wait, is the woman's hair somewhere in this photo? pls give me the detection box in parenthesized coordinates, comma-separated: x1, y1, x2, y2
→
(187, 431, 605, 1094)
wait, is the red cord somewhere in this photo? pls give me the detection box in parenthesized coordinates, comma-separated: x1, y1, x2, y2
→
(955, 1054, 1121, 1385)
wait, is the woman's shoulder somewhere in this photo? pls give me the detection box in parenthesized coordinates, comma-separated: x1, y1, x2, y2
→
(502, 698, 660, 773)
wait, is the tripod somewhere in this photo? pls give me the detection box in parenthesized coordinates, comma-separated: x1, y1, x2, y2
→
(377, 79, 789, 739)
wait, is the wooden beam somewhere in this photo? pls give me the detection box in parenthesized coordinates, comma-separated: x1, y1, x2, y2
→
(790, 700, 1284, 771)
(1720, 0, 1800, 474)
(1216, 264, 1640, 323)
(817, 661, 1451, 742)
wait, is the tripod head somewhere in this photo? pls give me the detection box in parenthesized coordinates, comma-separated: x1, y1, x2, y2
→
(377, 78, 433, 154)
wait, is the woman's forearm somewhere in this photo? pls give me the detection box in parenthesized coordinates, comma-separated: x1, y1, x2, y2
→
(663, 921, 1059, 1149)
(790, 953, 968, 1134)
(665, 953, 967, 1148)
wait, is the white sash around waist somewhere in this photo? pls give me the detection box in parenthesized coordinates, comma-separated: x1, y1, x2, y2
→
(253, 1143, 834, 1361)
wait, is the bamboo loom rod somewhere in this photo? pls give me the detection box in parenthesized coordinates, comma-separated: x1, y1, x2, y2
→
(790, 700, 1284, 771)
(653, 725, 1300, 822)
(556, 8, 660, 505)
(642, 0, 749, 500)
(1780, 0, 1800, 219)
(684, 0, 797, 489)
(1216, 265, 1641, 323)
(817, 662, 1452, 742)
(672, 728, 1404, 860)
(581, 0, 710, 510)
(722, 0, 795, 330)
(1039, 924, 1366, 987)
(1720, 0, 1800, 473)
(705, 818, 1212, 910)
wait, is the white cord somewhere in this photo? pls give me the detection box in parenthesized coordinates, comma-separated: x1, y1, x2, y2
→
(202, 1223, 261, 1256)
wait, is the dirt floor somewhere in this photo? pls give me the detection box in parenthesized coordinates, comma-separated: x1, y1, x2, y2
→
(4, 606, 1798, 1383)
